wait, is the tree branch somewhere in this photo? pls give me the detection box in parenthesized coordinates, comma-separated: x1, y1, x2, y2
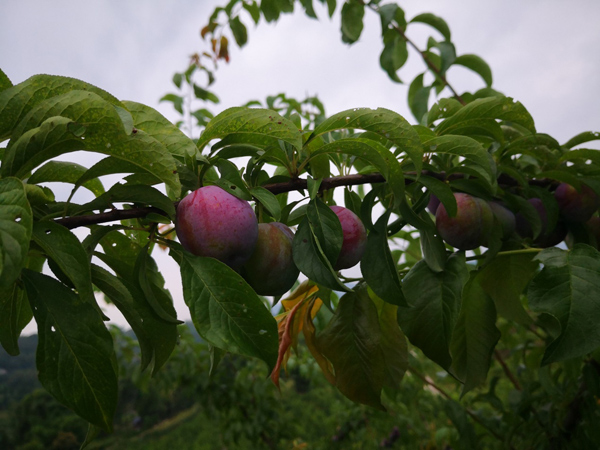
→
(53, 170, 558, 230)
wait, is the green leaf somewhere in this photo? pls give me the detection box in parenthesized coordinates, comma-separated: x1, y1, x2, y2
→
(28, 161, 105, 196)
(411, 174, 457, 216)
(316, 286, 386, 410)
(230, 16, 248, 46)
(408, 73, 431, 123)
(192, 84, 220, 104)
(309, 138, 405, 207)
(410, 13, 451, 40)
(0, 178, 33, 290)
(0, 74, 122, 141)
(73, 157, 156, 194)
(159, 93, 184, 114)
(261, 0, 282, 22)
(134, 246, 182, 324)
(559, 148, 600, 166)
(361, 212, 407, 306)
(528, 245, 600, 365)
(249, 186, 281, 221)
(243, 1, 261, 23)
(0, 68, 12, 93)
(23, 270, 118, 431)
(427, 98, 464, 125)
(74, 183, 176, 219)
(309, 107, 422, 174)
(307, 198, 343, 266)
(378, 3, 406, 30)
(299, 0, 317, 18)
(179, 251, 279, 371)
(562, 131, 600, 149)
(477, 253, 538, 325)
(444, 400, 479, 449)
(0, 283, 31, 355)
(340, 0, 365, 44)
(436, 96, 536, 135)
(371, 292, 408, 390)
(197, 107, 302, 152)
(454, 54, 493, 87)
(399, 253, 468, 370)
(91, 264, 178, 374)
(32, 221, 98, 310)
(379, 31, 408, 83)
(450, 273, 501, 396)
(2, 91, 180, 194)
(419, 225, 448, 273)
(422, 135, 495, 184)
(123, 100, 198, 158)
(324, 0, 336, 17)
(432, 40, 456, 74)
(292, 216, 351, 292)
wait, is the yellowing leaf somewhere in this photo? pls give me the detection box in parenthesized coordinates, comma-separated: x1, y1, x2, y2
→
(271, 282, 323, 387)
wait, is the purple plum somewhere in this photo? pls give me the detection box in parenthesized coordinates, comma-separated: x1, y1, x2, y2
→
(241, 222, 299, 296)
(176, 185, 258, 269)
(554, 183, 600, 223)
(330, 205, 367, 270)
(435, 193, 494, 250)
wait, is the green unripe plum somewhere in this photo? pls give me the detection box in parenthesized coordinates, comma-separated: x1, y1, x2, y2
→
(176, 185, 258, 269)
(330, 205, 367, 270)
(241, 222, 299, 296)
(554, 183, 600, 223)
(435, 193, 494, 250)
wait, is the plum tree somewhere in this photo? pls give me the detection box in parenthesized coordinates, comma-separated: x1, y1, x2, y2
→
(554, 182, 600, 222)
(175, 185, 258, 269)
(330, 205, 367, 270)
(241, 222, 299, 296)
(435, 193, 494, 250)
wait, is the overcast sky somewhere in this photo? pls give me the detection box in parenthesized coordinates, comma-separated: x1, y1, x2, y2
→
(2, 0, 599, 331)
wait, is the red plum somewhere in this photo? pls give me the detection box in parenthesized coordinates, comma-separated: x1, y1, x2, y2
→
(435, 193, 493, 250)
(176, 185, 258, 269)
(330, 205, 367, 270)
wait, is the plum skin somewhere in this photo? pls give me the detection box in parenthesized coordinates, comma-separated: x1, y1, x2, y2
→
(241, 223, 299, 296)
(330, 206, 367, 270)
(435, 193, 493, 250)
(488, 201, 516, 238)
(175, 185, 258, 269)
(554, 183, 600, 223)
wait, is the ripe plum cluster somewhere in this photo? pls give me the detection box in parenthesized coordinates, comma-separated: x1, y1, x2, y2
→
(433, 183, 600, 251)
(175, 186, 367, 296)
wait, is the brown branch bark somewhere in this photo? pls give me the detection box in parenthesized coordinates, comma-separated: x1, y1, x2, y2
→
(53, 171, 558, 230)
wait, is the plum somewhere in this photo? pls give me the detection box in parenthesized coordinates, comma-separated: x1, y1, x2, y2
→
(435, 193, 494, 250)
(427, 194, 441, 215)
(554, 183, 600, 223)
(176, 185, 258, 269)
(330, 205, 367, 270)
(241, 222, 299, 296)
(515, 198, 567, 247)
(488, 201, 516, 238)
